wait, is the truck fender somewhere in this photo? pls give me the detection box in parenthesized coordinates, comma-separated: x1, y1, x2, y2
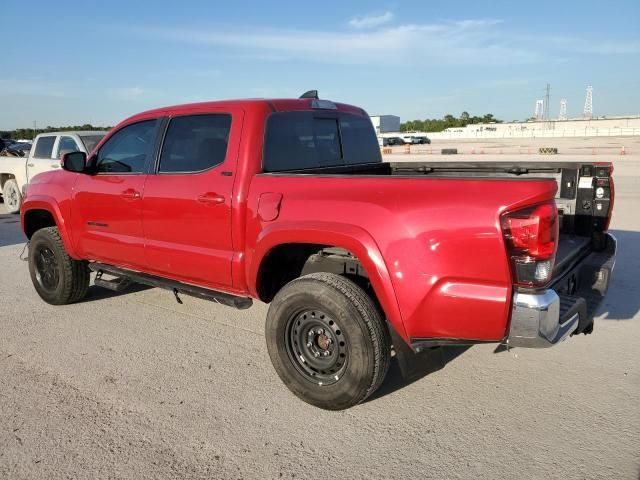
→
(249, 221, 408, 342)
(21, 195, 80, 259)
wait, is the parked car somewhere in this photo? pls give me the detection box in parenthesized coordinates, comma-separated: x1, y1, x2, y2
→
(7, 142, 32, 154)
(402, 134, 431, 145)
(0, 131, 106, 212)
(0, 138, 12, 151)
(377, 136, 390, 147)
(386, 136, 405, 145)
(20, 94, 616, 410)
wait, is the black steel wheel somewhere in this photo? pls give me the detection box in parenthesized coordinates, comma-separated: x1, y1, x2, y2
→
(266, 272, 391, 410)
(285, 309, 348, 386)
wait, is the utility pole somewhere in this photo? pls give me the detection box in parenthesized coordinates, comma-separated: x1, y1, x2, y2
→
(33, 121, 37, 140)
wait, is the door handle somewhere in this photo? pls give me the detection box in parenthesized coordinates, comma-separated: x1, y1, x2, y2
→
(121, 189, 141, 200)
(27, 163, 35, 167)
(197, 193, 225, 204)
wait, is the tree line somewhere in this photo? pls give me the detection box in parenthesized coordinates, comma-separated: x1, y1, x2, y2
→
(1, 113, 503, 139)
(400, 112, 502, 132)
(0, 124, 111, 141)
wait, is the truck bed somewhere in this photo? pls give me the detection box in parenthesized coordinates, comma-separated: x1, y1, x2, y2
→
(276, 159, 612, 287)
(390, 161, 613, 279)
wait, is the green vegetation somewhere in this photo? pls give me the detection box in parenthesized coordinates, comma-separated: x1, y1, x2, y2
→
(0, 124, 111, 141)
(400, 112, 502, 133)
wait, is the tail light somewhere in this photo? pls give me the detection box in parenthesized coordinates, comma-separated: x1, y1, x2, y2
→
(501, 202, 559, 287)
(603, 173, 614, 231)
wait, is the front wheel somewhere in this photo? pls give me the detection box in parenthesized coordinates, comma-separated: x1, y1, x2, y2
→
(265, 273, 391, 410)
(28, 227, 90, 305)
(2, 179, 22, 214)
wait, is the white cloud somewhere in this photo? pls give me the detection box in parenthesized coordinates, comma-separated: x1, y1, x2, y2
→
(348, 11, 394, 29)
(136, 19, 541, 66)
(133, 17, 638, 68)
(108, 86, 145, 100)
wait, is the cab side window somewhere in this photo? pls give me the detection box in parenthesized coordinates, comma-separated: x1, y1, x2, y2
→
(158, 114, 231, 173)
(56, 136, 81, 159)
(33, 136, 56, 159)
(96, 120, 157, 174)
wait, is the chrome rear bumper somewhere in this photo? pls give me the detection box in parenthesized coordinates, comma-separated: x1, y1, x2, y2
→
(507, 290, 578, 348)
(506, 233, 616, 348)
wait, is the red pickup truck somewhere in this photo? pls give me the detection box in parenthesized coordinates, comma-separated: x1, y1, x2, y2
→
(20, 93, 616, 410)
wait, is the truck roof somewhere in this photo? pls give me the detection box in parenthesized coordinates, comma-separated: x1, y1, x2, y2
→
(124, 98, 366, 124)
(37, 131, 108, 136)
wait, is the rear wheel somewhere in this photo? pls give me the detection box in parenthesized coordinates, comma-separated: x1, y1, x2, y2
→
(28, 227, 90, 305)
(2, 179, 21, 214)
(265, 272, 390, 410)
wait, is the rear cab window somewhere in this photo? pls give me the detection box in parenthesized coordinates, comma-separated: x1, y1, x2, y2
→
(263, 111, 382, 172)
(33, 136, 56, 159)
(159, 114, 231, 173)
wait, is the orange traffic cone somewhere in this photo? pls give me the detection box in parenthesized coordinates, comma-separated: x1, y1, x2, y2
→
(404, 144, 411, 154)
(621, 146, 626, 155)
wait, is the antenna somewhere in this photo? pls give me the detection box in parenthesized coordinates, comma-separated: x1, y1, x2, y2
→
(299, 90, 319, 99)
(583, 86, 593, 119)
(559, 99, 567, 120)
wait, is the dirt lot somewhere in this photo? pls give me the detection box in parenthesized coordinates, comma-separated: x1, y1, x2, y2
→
(1, 137, 638, 479)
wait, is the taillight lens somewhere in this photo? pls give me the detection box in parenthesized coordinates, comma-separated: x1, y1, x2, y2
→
(501, 202, 559, 287)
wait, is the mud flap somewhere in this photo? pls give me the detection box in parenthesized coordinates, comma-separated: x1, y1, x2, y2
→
(388, 324, 446, 382)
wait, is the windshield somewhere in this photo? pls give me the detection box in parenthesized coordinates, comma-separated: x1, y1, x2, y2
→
(79, 134, 106, 153)
(263, 111, 382, 172)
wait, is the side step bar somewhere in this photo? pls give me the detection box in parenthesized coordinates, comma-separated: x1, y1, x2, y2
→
(88, 263, 253, 310)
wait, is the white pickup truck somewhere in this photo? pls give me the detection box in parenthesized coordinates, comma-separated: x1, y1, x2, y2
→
(0, 131, 106, 213)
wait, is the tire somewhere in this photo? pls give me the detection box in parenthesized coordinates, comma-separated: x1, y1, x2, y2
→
(2, 179, 21, 214)
(28, 227, 90, 305)
(265, 272, 391, 410)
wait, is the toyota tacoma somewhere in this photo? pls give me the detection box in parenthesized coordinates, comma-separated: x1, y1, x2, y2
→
(20, 92, 616, 409)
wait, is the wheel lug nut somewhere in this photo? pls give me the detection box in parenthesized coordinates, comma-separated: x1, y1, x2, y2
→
(306, 342, 313, 348)
(323, 351, 330, 356)
(314, 352, 320, 358)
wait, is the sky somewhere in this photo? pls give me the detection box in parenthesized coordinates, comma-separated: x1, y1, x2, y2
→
(1, 0, 639, 129)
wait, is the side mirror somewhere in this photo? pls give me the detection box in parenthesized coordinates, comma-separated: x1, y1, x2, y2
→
(61, 151, 87, 173)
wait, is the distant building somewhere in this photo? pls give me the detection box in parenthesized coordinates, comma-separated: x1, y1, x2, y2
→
(370, 115, 400, 134)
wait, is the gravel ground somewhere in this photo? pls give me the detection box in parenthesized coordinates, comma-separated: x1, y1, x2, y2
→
(0, 141, 638, 479)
